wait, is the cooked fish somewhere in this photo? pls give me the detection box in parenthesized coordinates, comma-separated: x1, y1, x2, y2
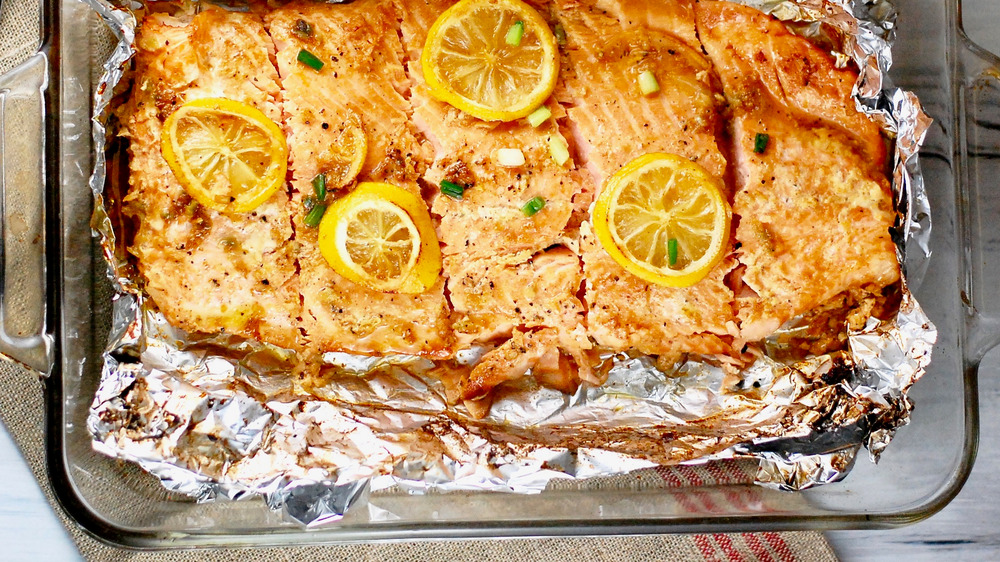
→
(397, 0, 581, 259)
(394, 0, 597, 401)
(266, 0, 453, 357)
(551, 0, 738, 357)
(695, 0, 899, 341)
(123, 7, 301, 350)
(123, 0, 901, 416)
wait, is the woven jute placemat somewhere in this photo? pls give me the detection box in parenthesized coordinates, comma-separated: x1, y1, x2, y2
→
(0, 0, 839, 559)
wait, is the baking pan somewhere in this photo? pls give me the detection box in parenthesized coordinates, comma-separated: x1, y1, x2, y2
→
(0, 0, 998, 548)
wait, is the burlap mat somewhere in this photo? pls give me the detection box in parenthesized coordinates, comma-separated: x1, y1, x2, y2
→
(0, 0, 839, 559)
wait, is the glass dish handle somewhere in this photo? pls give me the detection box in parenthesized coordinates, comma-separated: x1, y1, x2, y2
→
(0, 53, 53, 375)
(958, 29, 1000, 362)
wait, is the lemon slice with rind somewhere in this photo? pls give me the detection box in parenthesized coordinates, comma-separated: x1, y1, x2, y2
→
(161, 97, 287, 213)
(319, 182, 442, 293)
(319, 112, 367, 189)
(421, 0, 558, 121)
(592, 153, 731, 288)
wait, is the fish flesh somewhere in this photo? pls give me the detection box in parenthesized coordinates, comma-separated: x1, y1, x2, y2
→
(550, 0, 739, 358)
(266, 0, 453, 358)
(695, 0, 899, 342)
(122, 7, 301, 350)
(122, 0, 899, 416)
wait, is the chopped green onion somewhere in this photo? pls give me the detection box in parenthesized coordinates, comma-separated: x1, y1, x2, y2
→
(668, 238, 679, 267)
(293, 19, 313, 38)
(638, 70, 660, 96)
(312, 173, 327, 201)
(554, 24, 567, 45)
(497, 148, 525, 167)
(304, 203, 327, 227)
(527, 106, 552, 127)
(440, 180, 465, 199)
(548, 136, 570, 166)
(521, 196, 546, 217)
(297, 49, 324, 71)
(304, 195, 317, 211)
(754, 133, 770, 154)
(506, 21, 525, 46)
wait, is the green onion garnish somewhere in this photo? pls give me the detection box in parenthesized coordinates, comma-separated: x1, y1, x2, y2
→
(440, 180, 465, 199)
(304, 195, 316, 211)
(527, 106, 552, 127)
(638, 70, 660, 96)
(754, 133, 769, 154)
(554, 24, 567, 45)
(668, 238, 679, 267)
(312, 173, 327, 201)
(548, 136, 570, 166)
(506, 21, 525, 46)
(521, 196, 546, 217)
(304, 203, 327, 227)
(293, 19, 313, 38)
(297, 49, 324, 71)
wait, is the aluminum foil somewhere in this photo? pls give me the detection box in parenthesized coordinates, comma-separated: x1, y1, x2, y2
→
(83, 0, 937, 525)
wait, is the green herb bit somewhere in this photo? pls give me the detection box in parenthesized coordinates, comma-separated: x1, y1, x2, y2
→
(638, 70, 660, 96)
(304, 195, 317, 211)
(548, 136, 570, 166)
(312, 173, 327, 201)
(297, 49, 324, 71)
(754, 133, 769, 154)
(527, 106, 552, 128)
(293, 19, 313, 38)
(440, 180, 465, 200)
(506, 21, 525, 46)
(553, 24, 567, 45)
(304, 203, 327, 227)
(668, 238, 679, 267)
(521, 196, 546, 217)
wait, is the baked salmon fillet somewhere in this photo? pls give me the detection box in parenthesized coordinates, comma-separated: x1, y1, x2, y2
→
(265, 0, 453, 358)
(398, 0, 593, 401)
(550, 0, 738, 358)
(695, 1, 899, 342)
(122, 7, 301, 350)
(122, 0, 902, 417)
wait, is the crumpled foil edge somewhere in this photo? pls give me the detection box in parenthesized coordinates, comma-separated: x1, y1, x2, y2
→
(82, 0, 937, 525)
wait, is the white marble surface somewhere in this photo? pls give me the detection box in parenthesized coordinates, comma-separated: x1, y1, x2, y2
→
(0, 427, 81, 561)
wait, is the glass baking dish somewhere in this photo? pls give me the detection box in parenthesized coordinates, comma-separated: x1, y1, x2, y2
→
(1, 0, 998, 548)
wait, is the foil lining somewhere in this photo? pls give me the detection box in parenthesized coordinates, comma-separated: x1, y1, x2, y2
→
(83, 0, 937, 525)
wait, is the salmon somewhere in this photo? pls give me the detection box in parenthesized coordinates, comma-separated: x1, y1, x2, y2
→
(396, 0, 593, 399)
(266, 0, 453, 357)
(123, 0, 901, 416)
(695, 1, 899, 341)
(397, 0, 581, 259)
(550, 0, 738, 357)
(123, 7, 301, 350)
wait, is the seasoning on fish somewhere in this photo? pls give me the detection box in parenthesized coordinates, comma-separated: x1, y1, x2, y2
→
(122, 7, 301, 350)
(551, 0, 739, 358)
(695, 0, 899, 343)
(266, 0, 452, 357)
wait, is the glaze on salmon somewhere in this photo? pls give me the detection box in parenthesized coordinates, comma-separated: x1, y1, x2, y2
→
(124, 0, 900, 418)
(695, 1, 899, 342)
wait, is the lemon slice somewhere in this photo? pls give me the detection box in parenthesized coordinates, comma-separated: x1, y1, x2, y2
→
(319, 112, 367, 189)
(161, 98, 287, 213)
(318, 182, 442, 293)
(421, 0, 558, 121)
(592, 153, 731, 288)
